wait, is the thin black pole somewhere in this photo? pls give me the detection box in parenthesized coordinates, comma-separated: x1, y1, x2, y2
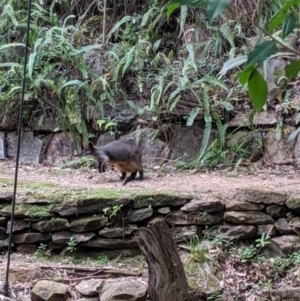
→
(2, 0, 32, 295)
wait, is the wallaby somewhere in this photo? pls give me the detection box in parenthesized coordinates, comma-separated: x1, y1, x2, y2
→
(81, 140, 144, 185)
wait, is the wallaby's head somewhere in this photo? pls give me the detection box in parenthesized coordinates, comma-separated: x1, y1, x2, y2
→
(80, 142, 95, 157)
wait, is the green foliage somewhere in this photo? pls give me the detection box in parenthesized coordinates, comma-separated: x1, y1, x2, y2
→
(167, 0, 300, 113)
(248, 69, 268, 112)
(255, 232, 271, 248)
(189, 235, 208, 264)
(239, 245, 257, 262)
(0, 0, 103, 144)
(103, 204, 123, 219)
(35, 243, 51, 258)
(207, 0, 231, 24)
(66, 237, 77, 253)
(97, 119, 117, 131)
(94, 254, 109, 266)
(60, 156, 96, 169)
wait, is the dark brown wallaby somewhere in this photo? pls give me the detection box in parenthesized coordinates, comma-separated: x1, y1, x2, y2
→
(80, 140, 144, 185)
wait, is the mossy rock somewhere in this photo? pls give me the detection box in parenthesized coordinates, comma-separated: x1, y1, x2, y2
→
(286, 195, 300, 212)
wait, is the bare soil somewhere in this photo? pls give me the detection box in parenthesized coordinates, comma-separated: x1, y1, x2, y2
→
(1, 161, 300, 197)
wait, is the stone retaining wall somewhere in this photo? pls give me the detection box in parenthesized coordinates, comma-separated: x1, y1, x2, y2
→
(0, 187, 300, 255)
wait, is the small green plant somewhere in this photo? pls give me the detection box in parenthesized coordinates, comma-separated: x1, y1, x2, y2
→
(270, 255, 291, 279)
(97, 119, 117, 131)
(255, 232, 271, 248)
(61, 156, 95, 169)
(103, 204, 123, 219)
(53, 275, 62, 282)
(94, 254, 109, 266)
(35, 243, 50, 258)
(66, 237, 77, 253)
(261, 279, 273, 292)
(239, 245, 257, 262)
(189, 235, 207, 264)
(291, 251, 300, 263)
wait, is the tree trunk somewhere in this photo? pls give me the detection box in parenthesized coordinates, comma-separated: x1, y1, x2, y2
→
(134, 220, 204, 301)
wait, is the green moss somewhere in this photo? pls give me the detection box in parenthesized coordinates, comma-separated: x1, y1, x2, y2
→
(26, 182, 59, 189)
(286, 196, 300, 209)
(3, 203, 53, 218)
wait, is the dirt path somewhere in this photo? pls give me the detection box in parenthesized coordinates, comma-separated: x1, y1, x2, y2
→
(1, 161, 300, 197)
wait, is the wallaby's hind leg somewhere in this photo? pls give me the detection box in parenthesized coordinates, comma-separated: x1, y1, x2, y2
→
(138, 169, 144, 181)
(98, 162, 106, 173)
(123, 171, 137, 185)
(120, 172, 126, 181)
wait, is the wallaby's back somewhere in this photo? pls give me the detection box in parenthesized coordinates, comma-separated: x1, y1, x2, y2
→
(81, 140, 144, 184)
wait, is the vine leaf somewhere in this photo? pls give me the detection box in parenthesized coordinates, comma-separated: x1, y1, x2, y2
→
(285, 60, 300, 80)
(247, 41, 277, 66)
(282, 12, 296, 39)
(248, 69, 267, 112)
(208, 0, 231, 24)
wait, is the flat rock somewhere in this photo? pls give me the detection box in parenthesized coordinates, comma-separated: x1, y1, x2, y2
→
(269, 235, 300, 255)
(32, 218, 70, 233)
(12, 233, 51, 244)
(51, 198, 130, 216)
(100, 280, 147, 301)
(0, 195, 12, 202)
(171, 225, 199, 242)
(0, 217, 7, 226)
(218, 225, 257, 240)
(289, 217, 300, 235)
(226, 201, 264, 211)
(166, 210, 221, 226)
(16, 244, 39, 254)
(275, 218, 294, 234)
(180, 199, 224, 213)
(256, 224, 276, 237)
(129, 194, 189, 209)
(99, 225, 138, 238)
(47, 241, 65, 250)
(31, 280, 69, 301)
(157, 207, 171, 214)
(263, 127, 295, 164)
(75, 279, 103, 296)
(46, 132, 76, 165)
(275, 286, 300, 300)
(145, 216, 165, 225)
(70, 215, 108, 232)
(7, 132, 18, 158)
(28, 116, 58, 132)
(24, 197, 52, 205)
(6, 220, 31, 233)
(265, 205, 287, 219)
(171, 124, 217, 162)
(235, 187, 287, 205)
(228, 111, 278, 127)
(52, 198, 131, 217)
(52, 231, 95, 244)
(81, 237, 138, 249)
(224, 211, 274, 225)
(17, 132, 43, 164)
(127, 207, 153, 222)
(286, 195, 300, 212)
